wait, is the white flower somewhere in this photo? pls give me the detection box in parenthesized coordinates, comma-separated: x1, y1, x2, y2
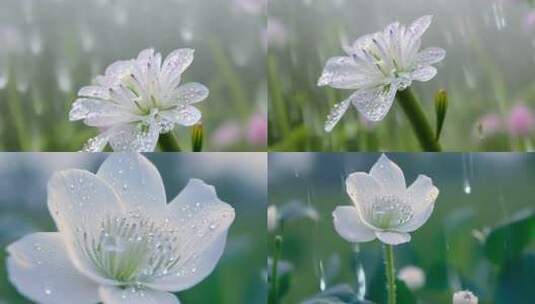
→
(398, 265, 426, 290)
(333, 154, 439, 245)
(453, 290, 479, 304)
(318, 15, 446, 132)
(6, 153, 235, 304)
(70, 48, 209, 152)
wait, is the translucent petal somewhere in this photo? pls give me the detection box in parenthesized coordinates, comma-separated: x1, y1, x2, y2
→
(332, 206, 376, 243)
(318, 56, 376, 89)
(69, 98, 139, 127)
(146, 179, 235, 291)
(108, 123, 160, 152)
(397, 203, 434, 233)
(411, 66, 437, 82)
(47, 169, 124, 284)
(174, 82, 209, 106)
(409, 15, 433, 39)
(162, 48, 194, 77)
(324, 97, 351, 132)
(161, 106, 202, 127)
(97, 153, 167, 219)
(376, 231, 411, 245)
(415, 47, 446, 66)
(405, 175, 439, 213)
(78, 86, 110, 100)
(99, 60, 133, 88)
(369, 154, 406, 195)
(6, 233, 100, 304)
(351, 84, 397, 122)
(99, 286, 179, 304)
(346, 172, 383, 211)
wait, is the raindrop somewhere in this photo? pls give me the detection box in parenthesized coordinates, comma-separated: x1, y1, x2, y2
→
(318, 259, 326, 291)
(462, 154, 472, 195)
(44, 287, 52, 295)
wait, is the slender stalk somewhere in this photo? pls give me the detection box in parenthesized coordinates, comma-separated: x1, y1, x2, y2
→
(268, 235, 283, 304)
(384, 244, 396, 304)
(157, 132, 181, 152)
(396, 88, 442, 152)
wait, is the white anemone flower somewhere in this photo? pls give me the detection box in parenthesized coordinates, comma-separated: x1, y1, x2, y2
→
(6, 153, 235, 304)
(318, 15, 446, 132)
(333, 154, 439, 245)
(70, 48, 209, 152)
(398, 265, 426, 290)
(453, 290, 478, 304)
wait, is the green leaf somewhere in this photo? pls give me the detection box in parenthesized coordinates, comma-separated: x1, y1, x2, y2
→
(434, 89, 448, 141)
(484, 211, 535, 265)
(495, 254, 535, 303)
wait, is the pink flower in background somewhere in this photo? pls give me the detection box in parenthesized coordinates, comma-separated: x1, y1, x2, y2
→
(507, 104, 535, 136)
(211, 121, 242, 148)
(265, 18, 288, 49)
(523, 10, 535, 31)
(476, 113, 503, 137)
(247, 113, 267, 146)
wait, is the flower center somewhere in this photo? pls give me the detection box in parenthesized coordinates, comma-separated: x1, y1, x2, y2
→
(367, 195, 413, 229)
(77, 212, 182, 285)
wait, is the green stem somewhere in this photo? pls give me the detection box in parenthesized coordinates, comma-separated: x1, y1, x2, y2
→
(157, 132, 181, 152)
(384, 244, 396, 304)
(396, 88, 442, 152)
(268, 235, 283, 304)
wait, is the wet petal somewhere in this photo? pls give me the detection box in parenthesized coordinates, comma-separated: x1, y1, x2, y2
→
(98, 60, 133, 88)
(174, 82, 209, 106)
(47, 169, 124, 283)
(99, 286, 179, 304)
(161, 106, 202, 127)
(324, 97, 351, 132)
(333, 206, 376, 242)
(411, 66, 437, 82)
(369, 154, 406, 194)
(149, 179, 235, 291)
(78, 86, 111, 100)
(351, 84, 397, 122)
(6, 233, 100, 304)
(409, 15, 433, 39)
(415, 47, 446, 66)
(162, 48, 194, 77)
(108, 123, 160, 152)
(406, 175, 439, 213)
(376, 231, 411, 245)
(346, 172, 382, 211)
(397, 203, 434, 233)
(69, 98, 138, 127)
(318, 56, 376, 89)
(97, 153, 167, 218)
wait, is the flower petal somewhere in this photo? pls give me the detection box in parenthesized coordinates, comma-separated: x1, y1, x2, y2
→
(97, 153, 167, 218)
(174, 82, 209, 106)
(69, 98, 139, 127)
(108, 123, 160, 152)
(161, 106, 202, 127)
(332, 206, 376, 242)
(376, 231, 411, 245)
(6, 232, 100, 304)
(351, 84, 397, 122)
(415, 47, 446, 66)
(162, 48, 194, 77)
(346, 172, 382, 211)
(369, 154, 406, 194)
(318, 56, 377, 89)
(148, 179, 235, 291)
(99, 286, 179, 304)
(406, 174, 439, 213)
(47, 169, 124, 283)
(409, 15, 433, 39)
(411, 66, 437, 82)
(324, 97, 351, 132)
(397, 202, 434, 233)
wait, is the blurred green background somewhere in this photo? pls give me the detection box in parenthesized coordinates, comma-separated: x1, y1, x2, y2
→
(268, 0, 535, 151)
(0, 153, 267, 303)
(269, 153, 535, 303)
(0, 0, 267, 151)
